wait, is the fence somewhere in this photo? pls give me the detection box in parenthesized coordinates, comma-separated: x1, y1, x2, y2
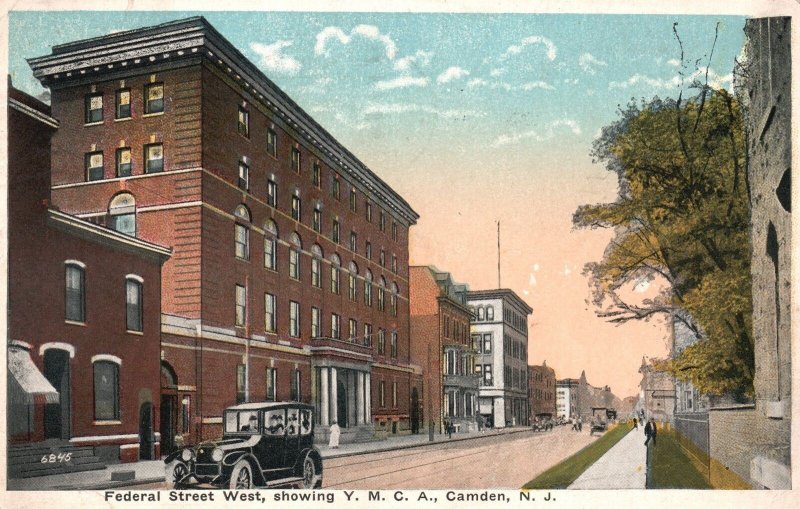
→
(673, 412, 710, 477)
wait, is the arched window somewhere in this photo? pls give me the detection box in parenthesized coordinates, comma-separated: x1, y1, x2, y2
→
(348, 262, 358, 301)
(477, 306, 485, 321)
(264, 220, 278, 270)
(311, 244, 323, 288)
(391, 282, 399, 317)
(378, 276, 386, 311)
(289, 233, 302, 280)
(93, 359, 120, 421)
(364, 270, 373, 306)
(330, 254, 341, 294)
(125, 275, 143, 332)
(65, 260, 86, 323)
(109, 193, 136, 236)
(486, 305, 494, 321)
(234, 205, 251, 260)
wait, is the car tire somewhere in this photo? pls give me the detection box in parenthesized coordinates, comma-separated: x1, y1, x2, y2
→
(230, 461, 254, 490)
(299, 454, 322, 489)
(166, 461, 189, 488)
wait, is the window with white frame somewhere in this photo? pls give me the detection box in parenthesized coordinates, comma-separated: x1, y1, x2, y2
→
(115, 88, 131, 119)
(390, 330, 397, 358)
(330, 254, 341, 294)
(94, 360, 120, 420)
(235, 284, 246, 327)
(311, 307, 321, 338)
(108, 193, 136, 236)
(291, 147, 301, 174)
(267, 129, 277, 158)
(264, 220, 278, 270)
(265, 367, 277, 401)
(86, 151, 104, 181)
(349, 318, 357, 342)
(85, 93, 103, 123)
(289, 301, 300, 338)
(311, 244, 322, 288)
(289, 233, 301, 280)
(125, 276, 143, 332)
(238, 106, 249, 137)
(116, 147, 132, 177)
(267, 179, 277, 207)
(364, 270, 373, 306)
(331, 313, 341, 339)
(144, 143, 163, 173)
(234, 205, 251, 260)
(348, 262, 358, 301)
(265, 293, 276, 332)
(65, 262, 85, 322)
(144, 83, 164, 114)
(313, 206, 322, 232)
(238, 161, 249, 191)
(377, 329, 385, 355)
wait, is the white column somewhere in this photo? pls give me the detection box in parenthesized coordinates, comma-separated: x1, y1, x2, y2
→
(330, 367, 338, 425)
(356, 372, 364, 425)
(320, 368, 329, 426)
(364, 373, 371, 424)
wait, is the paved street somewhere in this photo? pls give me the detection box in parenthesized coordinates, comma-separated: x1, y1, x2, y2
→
(324, 426, 597, 489)
(568, 425, 646, 489)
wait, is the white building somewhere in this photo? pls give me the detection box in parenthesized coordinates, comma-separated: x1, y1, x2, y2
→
(467, 289, 532, 428)
(555, 379, 578, 419)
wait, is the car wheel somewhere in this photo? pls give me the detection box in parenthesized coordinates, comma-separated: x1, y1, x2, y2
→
(167, 461, 188, 487)
(300, 454, 322, 489)
(230, 461, 254, 490)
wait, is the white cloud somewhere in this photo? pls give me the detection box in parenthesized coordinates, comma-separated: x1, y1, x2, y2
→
(501, 35, 557, 61)
(250, 41, 302, 75)
(578, 52, 607, 74)
(529, 273, 538, 287)
(437, 66, 470, 84)
(533, 263, 540, 271)
(563, 78, 579, 85)
(394, 50, 433, 71)
(609, 67, 732, 91)
(520, 81, 555, 91)
(374, 76, 430, 91)
(363, 102, 482, 119)
(314, 25, 397, 60)
(609, 73, 681, 89)
(564, 264, 572, 276)
(467, 78, 488, 88)
(491, 118, 581, 148)
(667, 58, 682, 67)
(490, 67, 507, 77)
(467, 79, 555, 92)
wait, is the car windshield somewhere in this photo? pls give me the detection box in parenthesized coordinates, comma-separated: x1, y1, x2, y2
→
(224, 410, 260, 434)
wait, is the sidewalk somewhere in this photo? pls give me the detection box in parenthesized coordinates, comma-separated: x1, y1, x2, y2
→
(7, 426, 533, 490)
(567, 425, 647, 489)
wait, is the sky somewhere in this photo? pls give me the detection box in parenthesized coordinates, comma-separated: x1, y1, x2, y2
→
(8, 11, 748, 398)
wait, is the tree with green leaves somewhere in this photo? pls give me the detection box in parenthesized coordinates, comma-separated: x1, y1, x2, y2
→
(574, 84, 753, 398)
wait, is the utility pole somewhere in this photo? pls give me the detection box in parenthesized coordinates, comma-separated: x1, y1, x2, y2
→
(497, 221, 501, 289)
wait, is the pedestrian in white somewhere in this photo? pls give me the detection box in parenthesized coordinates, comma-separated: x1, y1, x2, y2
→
(328, 421, 341, 449)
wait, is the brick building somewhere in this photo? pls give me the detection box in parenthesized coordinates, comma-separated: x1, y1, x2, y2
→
(707, 17, 792, 489)
(28, 17, 419, 446)
(638, 358, 675, 423)
(528, 361, 556, 419)
(467, 289, 531, 427)
(409, 267, 478, 434)
(7, 85, 170, 476)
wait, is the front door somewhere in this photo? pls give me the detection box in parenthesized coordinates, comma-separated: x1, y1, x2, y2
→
(43, 349, 70, 440)
(160, 395, 177, 456)
(336, 380, 348, 428)
(139, 402, 154, 460)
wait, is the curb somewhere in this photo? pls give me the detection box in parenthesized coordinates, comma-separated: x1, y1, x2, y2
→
(53, 476, 167, 491)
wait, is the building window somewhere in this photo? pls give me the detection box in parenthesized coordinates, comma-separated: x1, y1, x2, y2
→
(238, 161, 249, 191)
(126, 277, 143, 332)
(267, 179, 277, 207)
(291, 147, 301, 174)
(364, 271, 373, 306)
(484, 365, 492, 385)
(292, 369, 301, 401)
(332, 220, 340, 243)
(289, 233, 301, 280)
(379, 211, 386, 231)
(86, 151, 104, 181)
(477, 306, 485, 321)
(364, 323, 373, 347)
(115, 88, 131, 119)
(390, 330, 398, 358)
(85, 93, 103, 123)
(348, 268, 357, 301)
(379, 381, 386, 407)
(392, 222, 398, 241)
(291, 195, 301, 221)
(108, 193, 136, 236)
(349, 232, 358, 253)
(365, 242, 372, 260)
(238, 107, 249, 137)
(264, 220, 278, 270)
(487, 306, 494, 321)
(313, 206, 322, 232)
(331, 313, 341, 339)
(266, 368, 277, 401)
(144, 83, 164, 114)
(65, 263, 85, 322)
(144, 143, 164, 173)
(392, 382, 397, 407)
(265, 293, 276, 332)
(94, 361, 120, 420)
(331, 176, 340, 200)
(391, 255, 398, 274)
(379, 249, 386, 267)
(330, 255, 341, 294)
(311, 307, 321, 338)
(289, 301, 300, 338)
(236, 364, 246, 404)
(366, 202, 373, 222)
(311, 245, 322, 288)
(378, 279, 385, 311)
(377, 329, 385, 354)
(235, 284, 246, 327)
(349, 188, 357, 212)
(267, 129, 277, 157)
(391, 283, 398, 317)
(349, 318, 357, 342)
(116, 148, 132, 177)
(312, 163, 321, 188)
(235, 224, 249, 260)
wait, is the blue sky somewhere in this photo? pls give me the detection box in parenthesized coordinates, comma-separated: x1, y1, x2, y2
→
(8, 11, 748, 396)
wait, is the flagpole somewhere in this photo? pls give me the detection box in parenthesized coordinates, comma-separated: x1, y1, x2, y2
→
(497, 221, 501, 289)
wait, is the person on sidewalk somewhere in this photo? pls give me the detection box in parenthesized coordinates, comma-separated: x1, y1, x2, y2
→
(632, 417, 638, 430)
(571, 416, 577, 431)
(577, 417, 583, 432)
(643, 418, 653, 446)
(649, 419, 657, 445)
(445, 419, 453, 439)
(328, 421, 341, 449)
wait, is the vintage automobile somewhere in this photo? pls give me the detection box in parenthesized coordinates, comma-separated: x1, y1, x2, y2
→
(165, 402, 323, 489)
(589, 418, 608, 436)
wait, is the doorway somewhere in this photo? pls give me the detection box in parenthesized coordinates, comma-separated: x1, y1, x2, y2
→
(43, 349, 70, 440)
(160, 395, 177, 456)
(336, 379, 348, 428)
(410, 388, 420, 434)
(139, 402, 154, 460)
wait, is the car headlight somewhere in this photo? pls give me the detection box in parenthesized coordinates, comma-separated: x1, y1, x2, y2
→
(181, 449, 194, 462)
(211, 448, 224, 462)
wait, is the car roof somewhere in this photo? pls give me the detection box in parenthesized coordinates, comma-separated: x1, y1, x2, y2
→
(225, 402, 314, 411)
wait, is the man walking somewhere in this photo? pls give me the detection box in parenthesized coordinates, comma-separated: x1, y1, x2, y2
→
(644, 418, 654, 446)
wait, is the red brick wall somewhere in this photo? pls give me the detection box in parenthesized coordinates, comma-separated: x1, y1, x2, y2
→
(409, 267, 443, 427)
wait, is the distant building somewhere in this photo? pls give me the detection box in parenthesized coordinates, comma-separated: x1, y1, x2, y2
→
(409, 266, 478, 433)
(528, 362, 556, 419)
(7, 85, 170, 476)
(555, 379, 578, 420)
(638, 358, 675, 423)
(467, 289, 532, 427)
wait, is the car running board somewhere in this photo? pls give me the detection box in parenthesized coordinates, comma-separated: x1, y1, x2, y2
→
(265, 477, 304, 488)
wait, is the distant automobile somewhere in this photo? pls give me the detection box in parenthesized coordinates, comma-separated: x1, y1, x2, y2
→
(165, 402, 323, 489)
(590, 419, 608, 436)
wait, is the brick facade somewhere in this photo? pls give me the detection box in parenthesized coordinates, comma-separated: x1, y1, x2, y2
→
(528, 363, 556, 418)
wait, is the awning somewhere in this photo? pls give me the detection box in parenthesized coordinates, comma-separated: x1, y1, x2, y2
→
(7, 344, 59, 404)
